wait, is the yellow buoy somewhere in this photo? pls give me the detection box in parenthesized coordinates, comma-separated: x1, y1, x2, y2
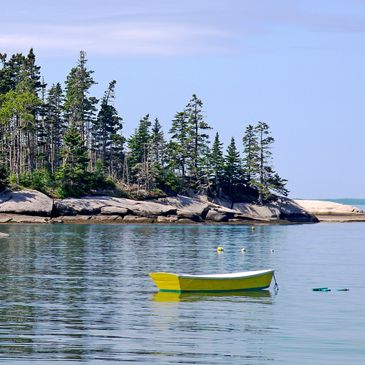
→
(216, 246, 224, 253)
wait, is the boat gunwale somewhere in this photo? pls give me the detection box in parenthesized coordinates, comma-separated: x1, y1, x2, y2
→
(151, 269, 274, 281)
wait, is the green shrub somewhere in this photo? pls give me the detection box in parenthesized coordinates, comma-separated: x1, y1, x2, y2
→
(0, 164, 9, 191)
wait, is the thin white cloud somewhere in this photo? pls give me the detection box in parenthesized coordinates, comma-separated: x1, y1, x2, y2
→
(0, 22, 231, 56)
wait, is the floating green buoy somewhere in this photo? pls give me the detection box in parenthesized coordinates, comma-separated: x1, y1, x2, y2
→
(312, 287, 331, 292)
(312, 287, 349, 292)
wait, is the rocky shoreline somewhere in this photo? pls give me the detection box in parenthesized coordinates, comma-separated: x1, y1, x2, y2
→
(0, 189, 363, 225)
(294, 199, 365, 222)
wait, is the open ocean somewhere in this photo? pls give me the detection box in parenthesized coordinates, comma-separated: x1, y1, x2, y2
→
(0, 222, 364, 364)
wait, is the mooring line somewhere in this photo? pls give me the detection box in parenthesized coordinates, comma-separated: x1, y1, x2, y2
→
(273, 273, 279, 293)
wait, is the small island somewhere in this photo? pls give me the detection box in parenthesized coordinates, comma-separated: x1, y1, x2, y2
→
(0, 50, 363, 225)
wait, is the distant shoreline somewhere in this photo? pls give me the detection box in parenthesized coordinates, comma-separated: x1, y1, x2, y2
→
(294, 199, 365, 222)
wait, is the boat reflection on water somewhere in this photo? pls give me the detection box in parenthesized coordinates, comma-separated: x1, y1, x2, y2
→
(153, 290, 272, 303)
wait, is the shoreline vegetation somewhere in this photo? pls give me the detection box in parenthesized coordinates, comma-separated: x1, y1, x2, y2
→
(0, 50, 363, 225)
(0, 49, 288, 208)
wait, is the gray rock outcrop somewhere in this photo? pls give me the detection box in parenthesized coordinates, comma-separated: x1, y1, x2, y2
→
(54, 198, 106, 215)
(273, 198, 319, 222)
(156, 216, 178, 223)
(233, 202, 281, 221)
(100, 206, 129, 216)
(54, 196, 176, 217)
(0, 189, 321, 224)
(157, 196, 210, 217)
(206, 209, 229, 222)
(122, 215, 155, 223)
(176, 210, 204, 222)
(112, 198, 176, 217)
(0, 189, 53, 216)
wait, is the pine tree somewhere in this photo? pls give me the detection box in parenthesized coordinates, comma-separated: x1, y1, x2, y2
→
(268, 173, 289, 197)
(63, 51, 98, 149)
(185, 94, 211, 182)
(93, 80, 124, 176)
(149, 118, 165, 168)
(224, 137, 243, 194)
(36, 77, 48, 170)
(0, 53, 27, 93)
(169, 111, 189, 178)
(23, 48, 43, 93)
(44, 83, 64, 173)
(109, 133, 125, 180)
(127, 114, 152, 187)
(57, 125, 89, 197)
(242, 124, 259, 182)
(209, 132, 225, 195)
(0, 49, 42, 94)
(253, 121, 288, 202)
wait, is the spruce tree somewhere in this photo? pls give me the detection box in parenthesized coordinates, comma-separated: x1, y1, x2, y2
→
(93, 80, 124, 176)
(127, 114, 152, 187)
(63, 51, 98, 147)
(224, 137, 242, 194)
(253, 121, 288, 202)
(57, 125, 89, 197)
(44, 83, 64, 173)
(23, 48, 43, 93)
(0, 52, 28, 93)
(242, 124, 259, 182)
(169, 111, 189, 178)
(185, 94, 211, 182)
(209, 132, 225, 195)
(149, 118, 165, 168)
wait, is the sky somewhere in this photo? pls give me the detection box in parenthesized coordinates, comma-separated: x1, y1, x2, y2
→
(1, 0, 365, 199)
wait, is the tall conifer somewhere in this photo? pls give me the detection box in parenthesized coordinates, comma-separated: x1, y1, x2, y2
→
(93, 80, 124, 176)
(185, 94, 211, 182)
(64, 51, 98, 148)
(169, 111, 189, 178)
(57, 125, 89, 196)
(209, 132, 225, 194)
(224, 137, 242, 193)
(253, 121, 288, 202)
(44, 83, 64, 173)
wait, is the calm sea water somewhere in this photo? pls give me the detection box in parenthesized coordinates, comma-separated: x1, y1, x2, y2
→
(0, 222, 364, 364)
(320, 198, 365, 208)
(319, 199, 365, 212)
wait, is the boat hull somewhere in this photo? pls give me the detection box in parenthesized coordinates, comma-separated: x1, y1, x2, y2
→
(149, 269, 274, 293)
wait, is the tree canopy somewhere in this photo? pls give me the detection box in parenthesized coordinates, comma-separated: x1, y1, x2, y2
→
(0, 49, 288, 202)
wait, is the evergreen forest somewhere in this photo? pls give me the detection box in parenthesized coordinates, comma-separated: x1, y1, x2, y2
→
(0, 50, 288, 203)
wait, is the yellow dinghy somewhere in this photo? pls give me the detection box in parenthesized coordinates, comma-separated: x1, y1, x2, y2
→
(149, 269, 274, 293)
